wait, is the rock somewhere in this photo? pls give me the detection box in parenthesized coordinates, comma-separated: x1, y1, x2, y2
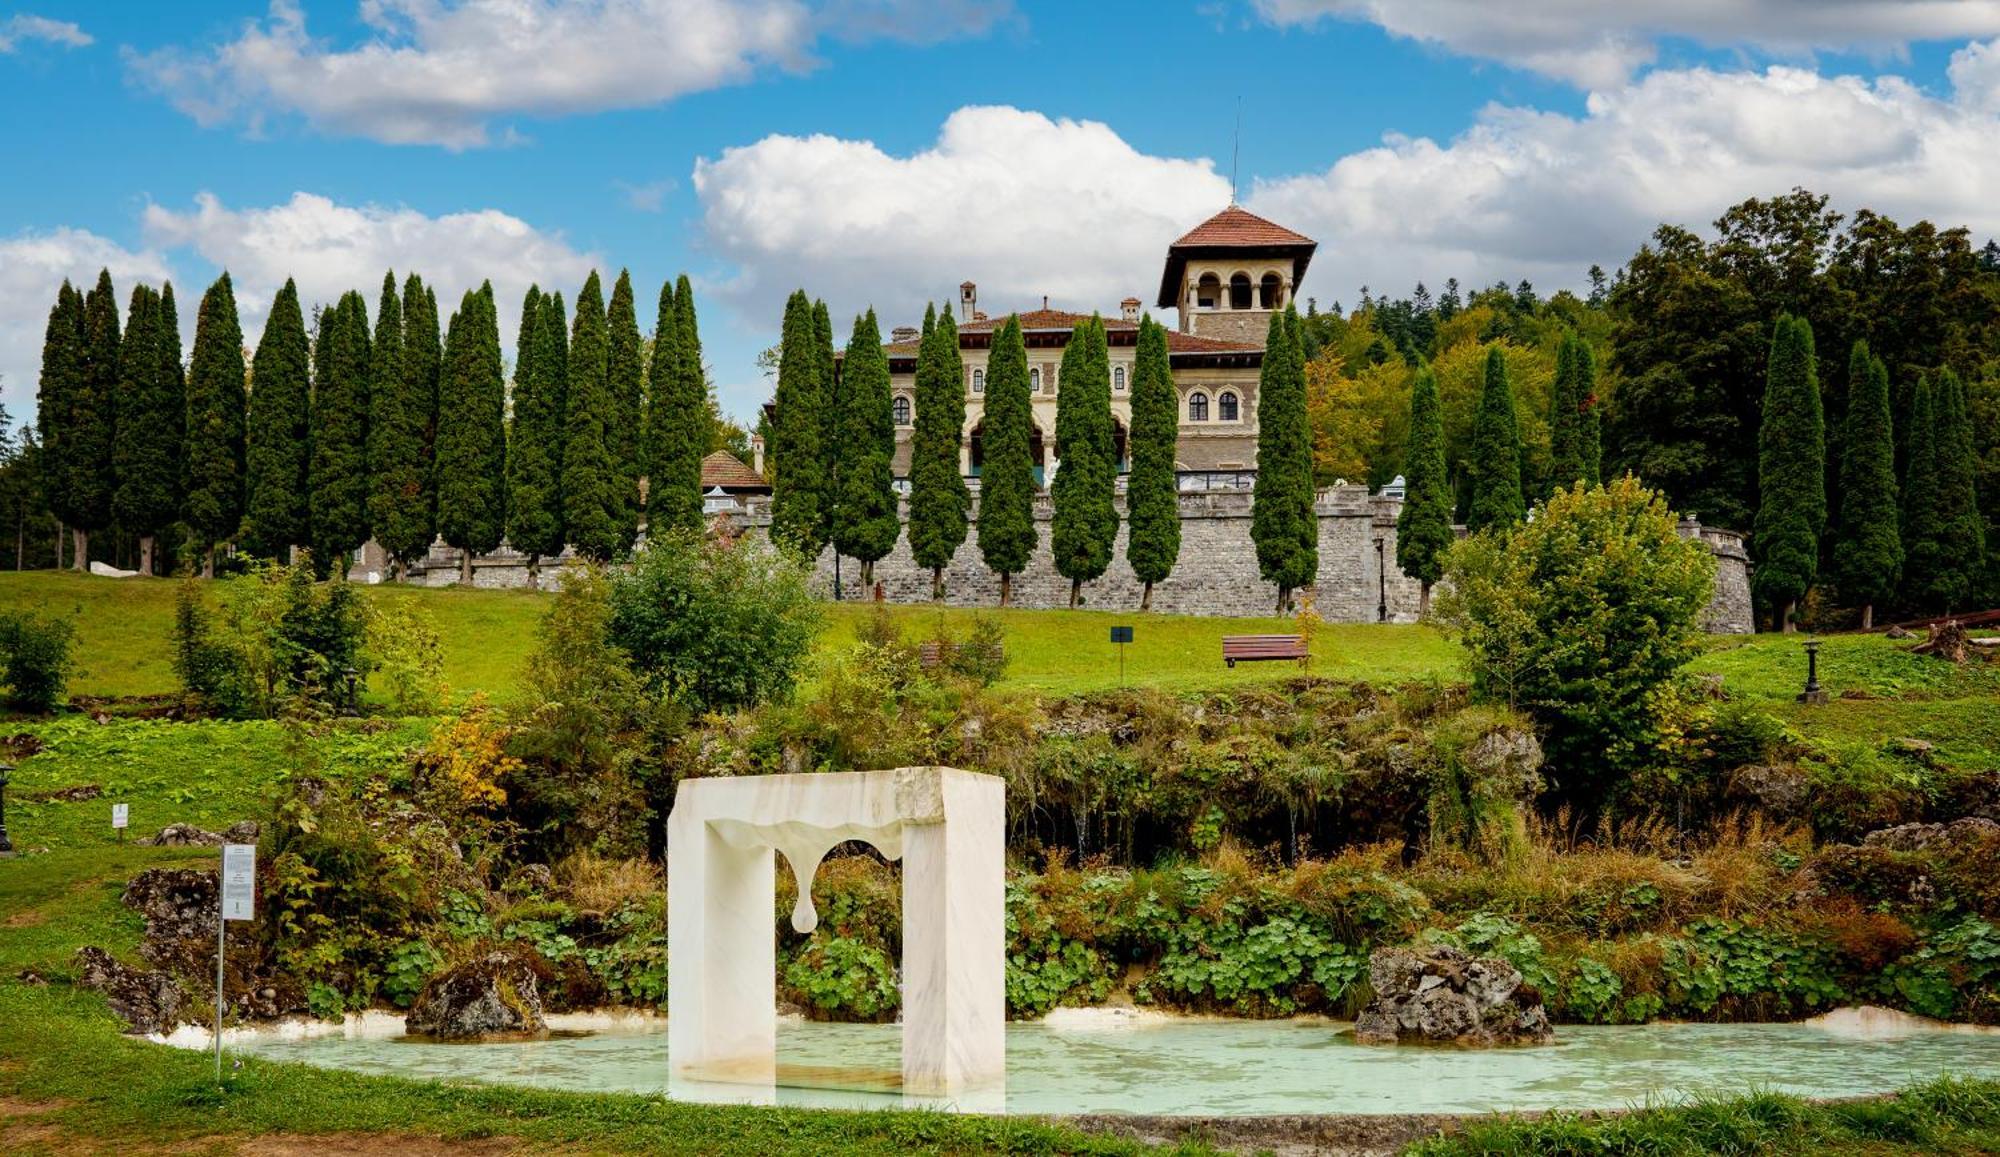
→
(1351, 945, 1553, 1047)
(405, 952, 548, 1040)
(138, 822, 222, 847)
(1461, 727, 1544, 799)
(1861, 817, 2000, 852)
(1885, 625, 1914, 639)
(88, 561, 141, 579)
(503, 863, 557, 897)
(74, 946, 187, 1035)
(122, 868, 223, 975)
(23, 783, 101, 802)
(221, 820, 261, 844)
(1726, 764, 1811, 817)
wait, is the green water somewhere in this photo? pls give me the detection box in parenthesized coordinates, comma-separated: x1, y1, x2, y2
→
(221, 1016, 2000, 1116)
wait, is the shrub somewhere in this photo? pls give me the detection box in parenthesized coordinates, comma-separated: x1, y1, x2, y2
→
(782, 936, 900, 1021)
(368, 600, 448, 715)
(1437, 477, 1715, 814)
(172, 559, 371, 719)
(607, 529, 821, 713)
(0, 610, 75, 713)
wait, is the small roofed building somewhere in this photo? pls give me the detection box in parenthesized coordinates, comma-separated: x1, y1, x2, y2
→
(699, 450, 770, 515)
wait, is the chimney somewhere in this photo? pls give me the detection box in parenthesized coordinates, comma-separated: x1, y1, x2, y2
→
(890, 325, 919, 343)
(1041, 294, 1050, 311)
(751, 433, 765, 478)
(1121, 296, 1141, 322)
(959, 280, 977, 320)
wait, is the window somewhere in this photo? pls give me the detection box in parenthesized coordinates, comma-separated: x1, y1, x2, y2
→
(1259, 273, 1282, 308)
(1229, 273, 1252, 310)
(892, 395, 912, 426)
(973, 369, 984, 393)
(1188, 391, 1209, 422)
(1218, 391, 1239, 422)
(1196, 273, 1221, 309)
(1030, 367, 1041, 392)
(1114, 365, 1126, 391)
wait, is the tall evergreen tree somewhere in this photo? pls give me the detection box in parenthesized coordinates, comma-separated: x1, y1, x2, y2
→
(768, 289, 827, 556)
(155, 283, 185, 521)
(909, 302, 970, 595)
(1548, 332, 1600, 489)
(1902, 375, 1947, 610)
(364, 272, 405, 568)
(58, 269, 121, 567)
(1925, 368, 1986, 611)
(1752, 314, 1826, 631)
(1396, 364, 1453, 617)
(978, 315, 1037, 605)
(112, 286, 179, 575)
(434, 285, 507, 581)
(1575, 340, 1602, 487)
(643, 278, 677, 528)
(240, 280, 312, 561)
(1050, 314, 1117, 607)
(647, 275, 707, 535)
(561, 273, 623, 561)
(308, 292, 372, 575)
(606, 270, 645, 548)
(1125, 315, 1180, 610)
(1251, 308, 1318, 613)
(508, 285, 563, 586)
(831, 309, 899, 586)
(183, 273, 246, 575)
(813, 298, 840, 548)
(1466, 345, 1526, 532)
(34, 282, 85, 569)
(370, 274, 441, 576)
(1833, 341, 1900, 628)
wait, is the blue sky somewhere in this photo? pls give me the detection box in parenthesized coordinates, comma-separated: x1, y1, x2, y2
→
(6, 1, 2000, 424)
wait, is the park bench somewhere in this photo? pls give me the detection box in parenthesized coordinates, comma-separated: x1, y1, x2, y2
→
(918, 640, 1005, 670)
(1221, 634, 1309, 668)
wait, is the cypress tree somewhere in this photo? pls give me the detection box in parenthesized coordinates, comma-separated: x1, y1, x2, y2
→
(1466, 345, 1526, 532)
(909, 302, 970, 595)
(1929, 369, 1986, 611)
(769, 289, 826, 556)
(508, 285, 563, 586)
(561, 273, 623, 561)
(607, 270, 645, 548)
(1548, 332, 1601, 490)
(647, 275, 707, 535)
(156, 283, 186, 524)
(370, 274, 441, 576)
(112, 286, 179, 575)
(1902, 376, 1946, 611)
(541, 289, 570, 477)
(832, 309, 899, 586)
(57, 269, 120, 567)
(1050, 314, 1117, 607)
(813, 298, 840, 548)
(1251, 308, 1318, 613)
(435, 285, 507, 581)
(34, 283, 85, 569)
(364, 272, 405, 569)
(183, 273, 246, 575)
(1125, 315, 1180, 610)
(308, 291, 372, 575)
(1833, 341, 1900, 628)
(1751, 314, 1826, 631)
(643, 277, 677, 530)
(1396, 364, 1453, 617)
(240, 280, 311, 561)
(978, 315, 1036, 606)
(1575, 340, 1602, 487)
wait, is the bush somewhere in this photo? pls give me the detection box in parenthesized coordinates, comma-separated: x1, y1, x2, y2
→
(0, 610, 75, 712)
(1437, 477, 1715, 814)
(368, 600, 448, 715)
(607, 529, 821, 713)
(172, 559, 371, 719)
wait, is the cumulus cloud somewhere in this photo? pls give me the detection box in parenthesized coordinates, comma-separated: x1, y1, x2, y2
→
(1252, 0, 2000, 88)
(0, 229, 170, 418)
(0, 13, 93, 53)
(140, 192, 602, 349)
(127, 0, 1013, 148)
(693, 105, 1231, 336)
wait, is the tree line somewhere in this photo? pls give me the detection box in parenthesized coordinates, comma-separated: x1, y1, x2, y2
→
(29, 267, 740, 582)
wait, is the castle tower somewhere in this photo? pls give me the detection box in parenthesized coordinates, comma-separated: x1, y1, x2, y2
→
(1155, 205, 1317, 347)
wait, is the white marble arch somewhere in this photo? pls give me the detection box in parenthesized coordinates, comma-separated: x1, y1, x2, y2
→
(667, 766, 1005, 1096)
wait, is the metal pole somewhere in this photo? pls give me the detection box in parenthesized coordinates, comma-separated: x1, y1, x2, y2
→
(0, 765, 13, 856)
(215, 884, 226, 1083)
(1376, 538, 1388, 623)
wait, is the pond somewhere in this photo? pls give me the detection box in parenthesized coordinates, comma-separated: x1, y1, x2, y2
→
(190, 1008, 2000, 1117)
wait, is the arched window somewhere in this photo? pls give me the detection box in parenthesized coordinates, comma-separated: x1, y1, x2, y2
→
(1188, 391, 1209, 422)
(892, 395, 912, 426)
(1259, 273, 1282, 308)
(1218, 390, 1239, 422)
(1196, 273, 1222, 310)
(1030, 367, 1041, 392)
(1228, 273, 1252, 310)
(1114, 365, 1127, 391)
(972, 369, 984, 393)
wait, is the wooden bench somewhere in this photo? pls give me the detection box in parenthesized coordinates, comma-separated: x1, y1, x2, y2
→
(1222, 634, 1309, 668)
(919, 641, 1004, 669)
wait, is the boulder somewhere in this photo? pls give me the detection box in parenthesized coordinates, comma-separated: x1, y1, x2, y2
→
(74, 947, 187, 1035)
(1725, 764, 1811, 817)
(1352, 945, 1553, 1047)
(405, 952, 548, 1040)
(1862, 817, 2000, 853)
(138, 822, 222, 847)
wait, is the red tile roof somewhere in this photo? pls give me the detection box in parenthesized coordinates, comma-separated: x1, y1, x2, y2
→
(1170, 205, 1316, 249)
(701, 451, 768, 491)
(884, 314, 1260, 361)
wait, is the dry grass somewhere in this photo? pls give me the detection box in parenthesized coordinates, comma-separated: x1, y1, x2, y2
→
(553, 851, 661, 915)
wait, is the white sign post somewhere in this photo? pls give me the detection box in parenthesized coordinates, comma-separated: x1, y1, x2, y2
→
(216, 844, 256, 1083)
(111, 803, 128, 844)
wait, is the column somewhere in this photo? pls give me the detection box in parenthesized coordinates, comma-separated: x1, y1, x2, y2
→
(898, 769, 1006, 1095)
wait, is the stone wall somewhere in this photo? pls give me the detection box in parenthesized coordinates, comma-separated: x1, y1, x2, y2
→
(357, 484, 1753, 632)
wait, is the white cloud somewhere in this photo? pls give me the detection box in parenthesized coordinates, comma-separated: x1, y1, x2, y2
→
(1252, 0, 2000, 88)
(614, 178, 677, 212)
(0, 13, 92, 53)
(140, 192, 602, 351)
(0, 229, 170, 421)
(693, 105, 1231, 337)
(127, 0, 1013, 149)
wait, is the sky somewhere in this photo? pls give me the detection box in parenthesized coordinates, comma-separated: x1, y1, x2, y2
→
(8, 1, 2000, 426)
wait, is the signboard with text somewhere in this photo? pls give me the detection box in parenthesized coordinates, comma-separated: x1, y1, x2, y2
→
(220, 844, 256, 921)
(111, 803, 128, 830)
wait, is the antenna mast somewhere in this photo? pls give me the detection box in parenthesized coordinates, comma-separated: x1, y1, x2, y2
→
(1230, 96, 1242, 204)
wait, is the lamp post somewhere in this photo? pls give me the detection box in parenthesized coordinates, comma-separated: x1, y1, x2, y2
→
(0, 763, 14, 856)
(1797, 637, 1828, 705)
(1374, 536, 1388, 623)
